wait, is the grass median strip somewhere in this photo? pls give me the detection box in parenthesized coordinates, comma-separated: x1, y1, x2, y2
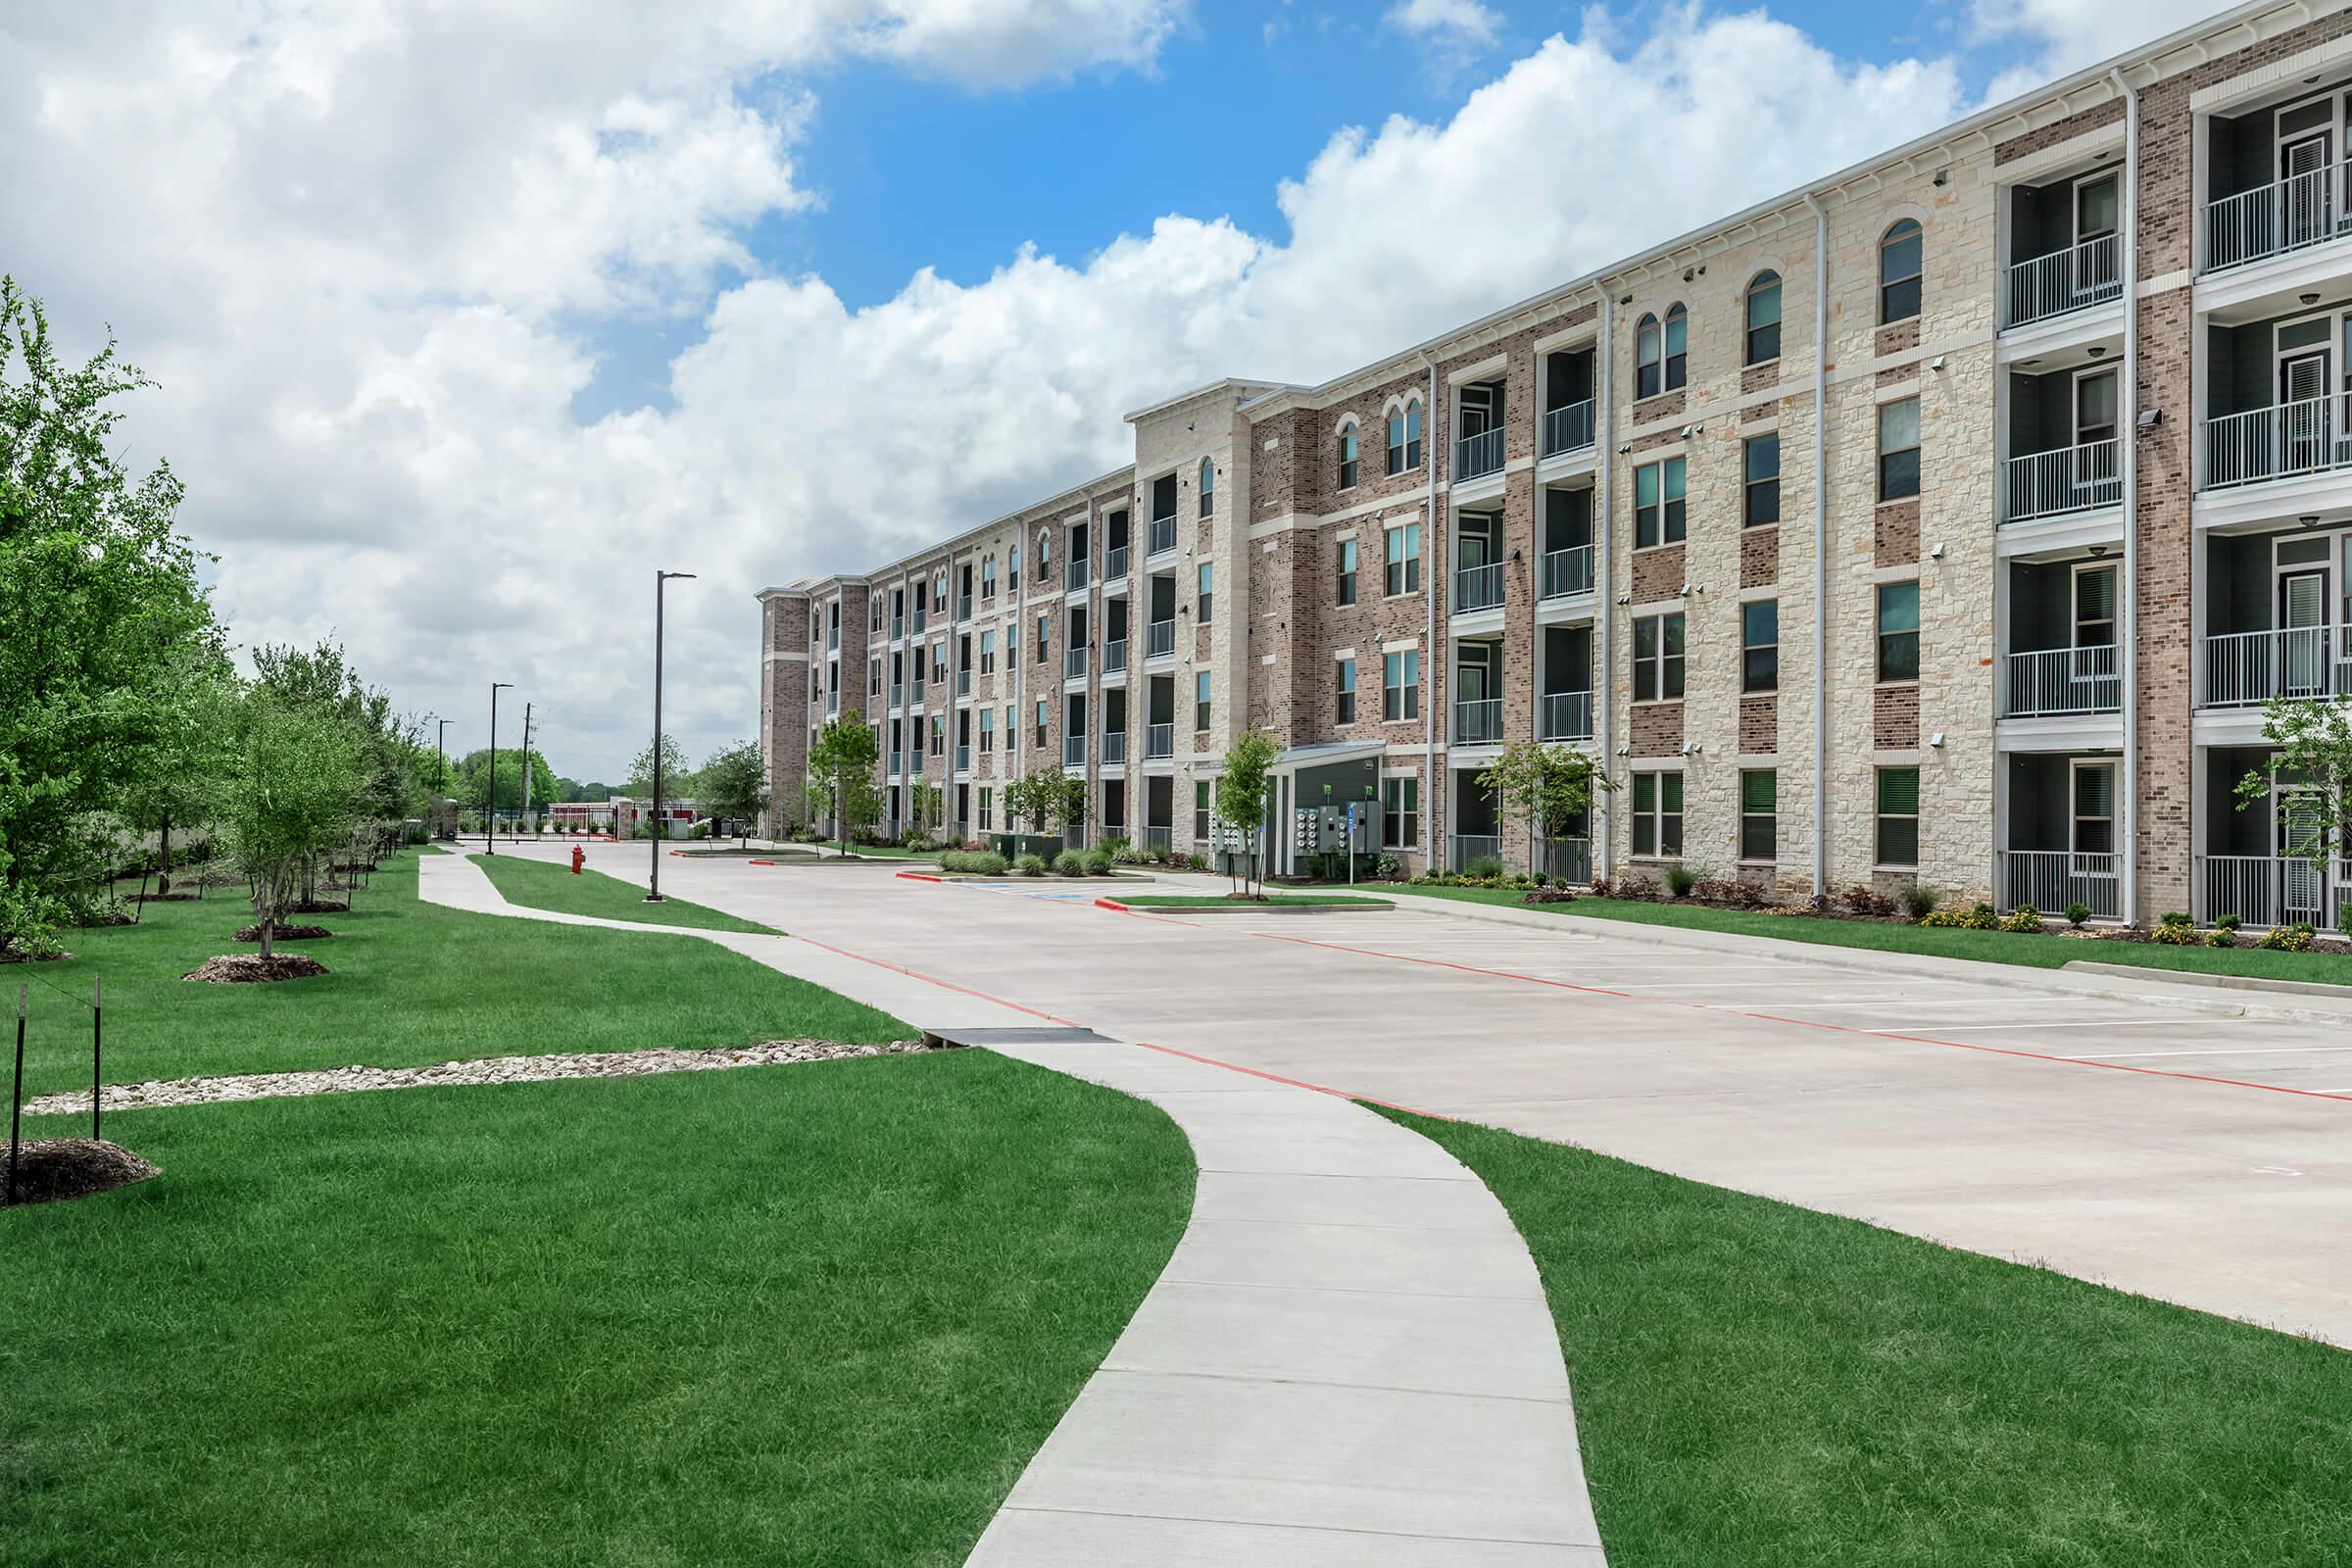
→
(467, 852, 779, 934)
(1389, 1108, 2352, 1567)
(6, 1052, 1193, 1567)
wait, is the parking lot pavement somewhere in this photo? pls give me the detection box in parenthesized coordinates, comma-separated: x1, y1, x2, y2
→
(521, 843, 2352, 1345)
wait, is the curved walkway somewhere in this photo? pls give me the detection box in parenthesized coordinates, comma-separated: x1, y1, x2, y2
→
(417, 851, 1608, 1565)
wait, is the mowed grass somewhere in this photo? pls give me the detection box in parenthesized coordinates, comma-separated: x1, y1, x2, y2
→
(1392, 1110, 2352, 1567)
(468, 851, 780, 934)
(4, 1051, 1194, 1567)
(1116, 893, 1392, 908)
(1363, 882, 2352, 988)
(14, 851, 906, 1096)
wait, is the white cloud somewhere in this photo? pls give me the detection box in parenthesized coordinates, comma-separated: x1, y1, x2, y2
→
(1, 2, 1965, 779)
(1386, 0, 1502, 47)
(1971, 0, 2217, 91)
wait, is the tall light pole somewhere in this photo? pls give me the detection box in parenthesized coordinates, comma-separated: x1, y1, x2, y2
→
(647, 569, 697, 903)
(432, 716, 454, 841)
(487, 681, 513, 855)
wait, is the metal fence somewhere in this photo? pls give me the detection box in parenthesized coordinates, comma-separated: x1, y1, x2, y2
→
(1452, 697, 1502, 746)
(1995, 850, 2121, 919)
(2197, 855, 2352, 928)
(1454, 427, 1504, 480)
(2204, 165, 2344, 273)
(1148, 514, 1178, 556)
(2001, 438, 2120, 521)
(1539, 690, 1593, 741)
(1541, 400, 1594, 458)
(2000, 646, 2120, 717)
(2202, 394, 2352, 489)
(2201, 625, 2352, 707)
(1539, 544, 1594, 600)
(2000, 233, 2122, 327)
(1453, 561, 1503, 613)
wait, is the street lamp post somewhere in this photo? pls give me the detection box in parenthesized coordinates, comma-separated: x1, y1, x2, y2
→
(487, 682, 513, 855)
(433, 716, 454, 841)
(648, 569, 697, 903)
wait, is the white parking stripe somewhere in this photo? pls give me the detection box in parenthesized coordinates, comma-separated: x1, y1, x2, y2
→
(1864, 1018, 2213, 1035)
(2060, 1045, 2352, 1060)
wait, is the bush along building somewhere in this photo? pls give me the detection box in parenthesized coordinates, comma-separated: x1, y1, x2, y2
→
(760, 0, 2352, 928)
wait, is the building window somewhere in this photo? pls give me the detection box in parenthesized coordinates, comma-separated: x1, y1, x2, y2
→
(1387, 399, 1422, 474)
(2074, 564, 2117, 651)
(1633, 612, 1686, 702)
(978, 708, 994, 753)
(1382, 775, 1419, 848)
(1336, 657, 1357, 723)
(1744, 271, 1782, 365)
(1338, 422, 1359, 489)
(1634, 457, 1687, 548)
(1741, 600, 1779, 693)
(1740, 769, 1777, 861)
(1383, 650, 1421, 720)
(1743, 433, 1780, 526)
(1635, 313, 1662, 399)
(1036, 698, 1049, 750)
(2073, 762, 2116, 856)
(1385, 522, 1421, 595)
(1197, 562, 1213, 624)
(1195, 669, 1211, 731)
(1036, 612, 1050, 665)
(1194, 780, 1211, 840)
(1632, 771, 1684, 858)
(1878, 397, 1920, 501)
(1877, 766, 1919, 866)
(1877, 580, 1919, 681)
(979, 630, 996, 674)
(869, 659, 882, 697)
(982, 557, 998, 600)
(1009, 544, 1020, 593)
(1199, 458, 1215, 517)
(1002, 705, 1014, 755)
(1663, 303, 1688, 390)
(979, 787, 993, 829)
(1337, 538, 1358, 606)
(1881, 220, 1923, 324)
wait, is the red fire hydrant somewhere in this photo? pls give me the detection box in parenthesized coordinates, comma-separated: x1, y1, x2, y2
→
(570, 845, 586, 875)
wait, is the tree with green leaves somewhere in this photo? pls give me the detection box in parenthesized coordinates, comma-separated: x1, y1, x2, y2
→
(808, 712, 881, 856)
(2234, 696, 2352, 870)
(211, 690, 367, 959)
(117, 658, 237, 902)
(1216, 726, 1280, 897)
(906, 778, 946, 842)
(696, 740, 766, 846)
(1006, 765, 1085, 842)
(629, 733, 692, 799)
(453, 748, 561, 816)
(1479, 741, 1611, 881)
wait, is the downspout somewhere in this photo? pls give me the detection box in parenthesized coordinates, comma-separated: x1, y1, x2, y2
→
(2110, 67, 2141, 926)
(1417, 349, 1440, 865)
(1596, 298, 1616, 880)
(1803, 192, 1831, 897)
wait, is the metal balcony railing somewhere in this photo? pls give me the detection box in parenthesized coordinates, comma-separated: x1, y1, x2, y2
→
(889, 682, 904, 709)
(2204, 164, 2348, 273)
(2002, 438, 2121, 521)
(1145, 722, 1174, 760)
(1146, 618, 1176, 659)
(1454, 427, 1504, 480)
(956, 669, 972, 698)
(956, 594, 972, 621)
(1148, 514, 1178, 557)
(1144, 825, 1173, 853)
(955, 744, 970, 772)
(1449, 834, 1502, 869)
(1103, 637, 1128, 674)
(2202, 394, 2352, 489)
(1102, 729, 1126, 764)
(896, 614, 910, 640)
(2001, 646, 2120, 717)
(2001, 234, 2121, 328)
(912, 604, 926, 634)
(1539, 691, 1593, 742)
(1543, 836, 1592, 886)
(1063, 735, 1087, 767)
(1066, 560, 1090, 593)
(2197, 855, 2352, 928)
(1453, 561, 1503, 613)
(827, 627, 840, 652)
(1996, 850, 2121, 920)
(1105, 545, 1129, 578)
(1452, 696, 1503, 746)
(1539, 545, 1594, 600)
(1065, 647, 1089, 679)
(2201, 625, 2352, 707)
(1540, 400, 1594, 458)
(826, 691, 839, 713)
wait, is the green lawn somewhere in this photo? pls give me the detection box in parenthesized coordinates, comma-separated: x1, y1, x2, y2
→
(5, 1052, 1192, 1566)
(468, 852, 779, 934)
(15, 851, 905, 1096)
(1361, 883, 2352, 988)
(1395, 1110, 2352, 1566)
(1116, 893, 1392, 909)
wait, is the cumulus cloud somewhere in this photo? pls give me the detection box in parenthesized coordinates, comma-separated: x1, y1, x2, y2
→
(1971, 0, 2217, 92)
(1386, 0, 1503, 47)
(2, 1, 1971, 778)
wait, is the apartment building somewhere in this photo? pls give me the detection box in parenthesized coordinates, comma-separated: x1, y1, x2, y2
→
(760, 0, 2352, 928)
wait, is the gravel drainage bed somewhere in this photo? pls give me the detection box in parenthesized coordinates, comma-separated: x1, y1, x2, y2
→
(24, 1039, 942, 1115)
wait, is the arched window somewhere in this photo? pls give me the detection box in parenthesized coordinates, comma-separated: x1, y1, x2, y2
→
(1663, 303, 1688, 391)
(1744, 271, 1782, 366)
(1387, 399, 1423, 474)
(1009, 541, 1020, 592)
(1880, 220, 1923, 324)
(1038, 528, 1051, 568)
(1635, 314, 1662, 399)
(1199, 457, 1215, 516)
(1338, 421, 1360, 489)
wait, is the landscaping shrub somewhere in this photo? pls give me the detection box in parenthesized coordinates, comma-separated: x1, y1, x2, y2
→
(1186, 853, 1208, 870)
(2064, 902, 2092, 928)
(2215, 912, 2243, 932)
(1960, 904, 2000, 931)
(1464, 854, 1505, 879)
(1015, 854, 1047, 877)
(1842, 884, 1897, 917)
(1082, 849, 1113, 876)
(2208, 927, 2238, 949)
(2151, 919, 2204, 947)
(1918, 907, 1970, 929)
(1371, 853, 1402, 880)
(1999, 905, 2043, 934)
(2160, 910, 2192, 929)
(2258, 922, 2317, 953)
(1053, 850, 1085, 877)
(939, 850, 1007, 875)
(1664, 863, 1699, 899)
(1901, 883, 1943, 920)
(2339, 902, 2352, 939)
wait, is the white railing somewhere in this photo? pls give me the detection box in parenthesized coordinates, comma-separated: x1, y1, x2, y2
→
(1102, 730, 1126, 764)
(2001, 234, 2121, 329)
(955, 744, 970, 772)
(1541, 401, 1594, 458)
(1453, 561, 1503, 612)
(1539, 691, 1593, 741)
(1063, 735, 1087, 767)
(956, 669, 971, 698)
(1454, 427, 1504, 480)
(1104, 637, 1127, 674)
(2204, 164, 2346, 273)
(889, 682, 904, 709)
(1065, 560, 1090, 593)
(2000, 646, 2120, 717)
(1450, 834, 1502, 869)
(1065, 647, 1089, 679)
(1106, 545, 1129, 578)
(2201, 625, 2352, 707)
(1144, 825, 1174, 853)
(2002, 438, 2121, 521)
(957, 594, 972, 621)
(1996, 849, 2121, 920)
(2197, 855, 2352, 928)
(2202, 394, 2352, 489)
(1543, 836, 1592, 886)
(826, 691, 839, 713)
(1452, 696, 1502, 746)
(891, 615, 905, 640)
(1146, 618, 1176, 659)
(1146, 722, 1174, 759)
(1148, 514, 1178, 556)
(1540, 545, 1594, 600)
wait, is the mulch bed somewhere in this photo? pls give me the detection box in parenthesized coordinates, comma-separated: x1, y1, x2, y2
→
(3, 1139, 161, 1206)
(182, 954, 330, 983)
(289, 900, 348, 914)
(233, 923, 333, 943)
(132, 892, 199, 904)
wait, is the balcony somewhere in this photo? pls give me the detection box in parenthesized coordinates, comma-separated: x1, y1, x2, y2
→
(2204, 166, 2350, 274)
(1065, 647, 1089, 679)
(1539, 545, 1594, 601)
(910, 675, 925, 704)
(1146, 618, 1176, 660)
(1147, 514, 1178, 558)
(1540, 401, 1594, 459)
(1452, 696, 1502, 747)
(1064, 735, 1087, 767)
(2002, 439, 2121, 522)
(2001, 647, 2120, 717)
(1143, 825, 1174, 853)
(826, 691, 839, 714)
(913, 604, 927, 634)
(1539, 690, 1592, 742)
(1066, 560, 1090, 593)
(1106, 545, 1129, 579)
(1145, 722, 1175, 760)
(2202, 625, 2352, 707)
(889, 682, 904, 709)
(955, 744, 971, 772)
(1102, 729, 1127, 764)
(2000, 235, 2121, 329)
(956, 669, 972, 698)
(1449, 834, 1501, 869)
(2203, 395, 2352, 491)
(2197, 855, 2352, 927)
(891, 614, 906, 641)
(1996, 850, 2121, 920)
(1104, 637, 1128, 674)
(1453, 562, 1502, 614)
(827, 628, 840, 652)
(1543, 836, 1592, 886)
(957, 593, 972, 622)
(1454, 427, 1504, 481)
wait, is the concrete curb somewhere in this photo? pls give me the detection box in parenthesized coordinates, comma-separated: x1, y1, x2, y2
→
(1096, 897, 1396, 915)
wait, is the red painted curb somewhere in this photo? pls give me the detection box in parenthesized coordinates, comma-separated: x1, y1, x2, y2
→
(747, 859, 776, 866)
(896, 871, 946, 883)
(1094, 897, 1134, 912)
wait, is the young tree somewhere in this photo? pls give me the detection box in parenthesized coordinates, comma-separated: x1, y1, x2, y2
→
(1006, 765, 1084, 843)
(808, 711, 881, 856)
(906, 778, 946, 842)
(2234, 695, 2352, 866)
(1479, 741, 1611, 881)
(628, 733, 692, 799)
(118, 657, 237, 901)
(452, 748, 561, 815)
(1216, 726, 1281, 896)
(211, 691, 366, 959)
(696, 740, 766, 846)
